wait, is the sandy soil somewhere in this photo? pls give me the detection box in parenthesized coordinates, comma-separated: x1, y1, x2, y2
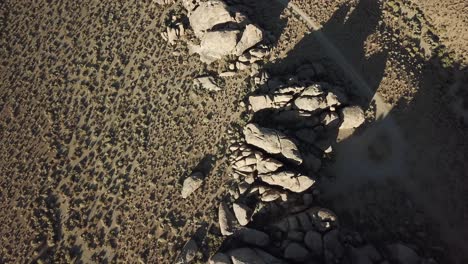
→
(0, 0, 467, 263)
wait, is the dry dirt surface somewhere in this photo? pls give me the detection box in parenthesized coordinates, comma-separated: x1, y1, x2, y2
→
(0, 0, 467, 263)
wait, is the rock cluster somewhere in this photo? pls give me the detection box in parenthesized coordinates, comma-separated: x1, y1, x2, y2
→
(184, 0, 264, 64)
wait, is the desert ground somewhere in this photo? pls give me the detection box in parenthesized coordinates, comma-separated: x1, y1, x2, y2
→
(0, 0, 467, 263)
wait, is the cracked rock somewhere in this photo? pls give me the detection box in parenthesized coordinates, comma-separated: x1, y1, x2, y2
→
(259, 171, 315, 193)
(243, 123, 302, 165)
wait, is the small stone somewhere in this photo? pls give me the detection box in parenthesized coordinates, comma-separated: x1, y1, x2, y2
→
(284, 242, 309, 262)
(233, 203, 252, 226)
(181, 172, 203, 198)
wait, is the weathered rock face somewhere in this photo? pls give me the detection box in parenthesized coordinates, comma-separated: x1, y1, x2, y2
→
(248, 94, 293, 112)
(189, 0, 235, 37)
(235, 24, 263, 56)
(190, 30, 240, 64)
(339, 106, 365, 129)
(259, 171, 315, 193)
(243, 123, 302, 165)
(209, 252, 231, 264)
(185, 0, 264, 64)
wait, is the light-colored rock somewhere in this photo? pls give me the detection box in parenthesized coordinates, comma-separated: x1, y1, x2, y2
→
(294, 95, 328, 112)
(304, 231, 322, 256)
(194, 76, 221, 92)
(209, 252, 231, 264)
(301, 84, 324, 96)
(181, 172, 203, 198)
(238, 181, 250, 194)
(191, 30, 239, 64)
(219, 202, 237, 236)
(243, 123, 302, 164)
(189, 0, 234, 37)
(233, 203, 252, 226)
(235, 24, 263, 56)
(260, 171, 315, 193)
(257, 157, 283, 174)
(175, 239, 198, 264)
(386, 243, 420, 264)
(339, 106, 365, 129)
(236, 228, 270, 247)
(323, 229, 344, 264)
(260, 189, 282, 202)
(284, 242, 309, 262)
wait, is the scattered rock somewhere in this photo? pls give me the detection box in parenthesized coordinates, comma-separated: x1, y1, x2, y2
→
(259, 171, 315, 193)
(294, 95, 328, 112)
(181, 172, 203, 198)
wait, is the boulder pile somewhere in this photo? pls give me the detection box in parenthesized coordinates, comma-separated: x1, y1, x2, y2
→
(184, 0, 264, 64)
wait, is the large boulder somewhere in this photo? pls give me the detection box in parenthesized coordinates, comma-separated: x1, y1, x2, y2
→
(190, 30, 239, 64)
(339, 106, 365, 129)
(243, 123, 302, 165)
(259, 171, 315, 193)
(189, 0, 235, 37)
(235, 24, 263, 56)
